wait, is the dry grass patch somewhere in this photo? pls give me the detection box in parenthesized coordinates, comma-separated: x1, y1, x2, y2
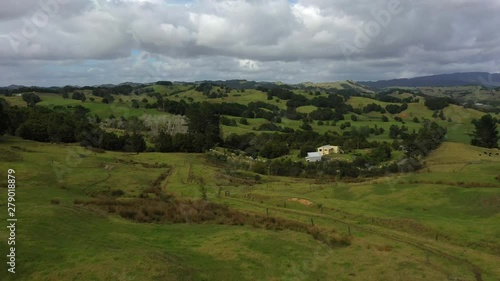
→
(75, 197, 352, 248)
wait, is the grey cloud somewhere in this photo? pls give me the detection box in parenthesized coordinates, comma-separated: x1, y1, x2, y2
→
(0, 0, 499, 86)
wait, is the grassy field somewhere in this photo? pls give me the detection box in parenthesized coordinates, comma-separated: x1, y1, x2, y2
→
(299, 81, 375, 93)
(419, 86, 500, 104)
(2, 83, 498, 280)
(5, 86, 496, 147)
(0, 137, 342, 281)
(5, 93, 164, 118)
(1, 136, 499, 280)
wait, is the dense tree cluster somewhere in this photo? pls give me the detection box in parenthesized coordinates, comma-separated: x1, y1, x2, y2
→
(92, 88, 115, 103)
(471, 114, 499, 148)
(195, 82, 214, 95)
(4, 106, 92, 143)
(389, 124, 409, 139)
(195, 82, 230, 98)
(375, 89, 419, 103)
(151, 102, 223, 153)
(72, 92, 86, 102)
(110, 85, 134, 95)
(309, 108, 344, 121)
(1, 100, 222, 154)
(362, 103, 385, 114)
(211, 122, 446, 179)
(424, 97, 451, 110)
(3, 87, 58, 95)
(220, 116, 237, 127)
(155, 81, 173, 86)
(82, 130, 146, 153)
(210, 152, 399, 179)
(402, 121, 447, 158)
(385, 103, 408, 114)
(222, 127, 382, 159)
(267, 87, 297, 101)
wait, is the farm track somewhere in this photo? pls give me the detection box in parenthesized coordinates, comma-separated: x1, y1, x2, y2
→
(62, 204, 107, 219)
(224, 197, 484, 281)
(83, 172, 112, 191)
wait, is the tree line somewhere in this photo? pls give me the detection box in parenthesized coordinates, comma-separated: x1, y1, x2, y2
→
(210, 121, 447, 179)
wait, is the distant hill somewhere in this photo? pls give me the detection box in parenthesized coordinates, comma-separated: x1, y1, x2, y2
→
(5, 85, 25, 90)
(193, 80, 285, 90)
(118, 82, 147, 87)
(299, 80, 374, 93)
(360, 72, 500, 88)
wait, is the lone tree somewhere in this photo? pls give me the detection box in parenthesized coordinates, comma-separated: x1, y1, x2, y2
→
(22, 93, 41, 107)
(471, 114, 499, 148)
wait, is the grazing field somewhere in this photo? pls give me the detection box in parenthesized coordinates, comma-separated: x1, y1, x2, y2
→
(1, 83, 498, 280)
(5, 85, 496, 147)
(1, 137, 499, 280)
(419, 86, 500, 104)
(5, 93, 164, 118)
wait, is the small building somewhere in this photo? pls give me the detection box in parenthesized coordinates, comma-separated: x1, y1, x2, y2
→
(306, 152, 322, 162)
(317, 145, 341, 155)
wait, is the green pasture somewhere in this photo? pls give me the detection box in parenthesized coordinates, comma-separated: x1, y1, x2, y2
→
(1, 135, 500, 280)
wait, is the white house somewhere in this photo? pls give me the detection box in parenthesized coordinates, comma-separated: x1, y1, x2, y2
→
(305, 152, 322, 162)
(317, 145, 341, 155)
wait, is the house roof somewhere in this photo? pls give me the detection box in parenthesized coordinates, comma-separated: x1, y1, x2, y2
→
(307, 152, 322, 158)
(318, 145, 339, 149)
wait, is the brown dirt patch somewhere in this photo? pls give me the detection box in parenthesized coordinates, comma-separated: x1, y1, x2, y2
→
(288, 198, 314, 206)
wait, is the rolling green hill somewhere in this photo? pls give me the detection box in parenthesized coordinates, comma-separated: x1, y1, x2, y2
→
(1, 81, 499, 280)
(0, 137, 499, 280)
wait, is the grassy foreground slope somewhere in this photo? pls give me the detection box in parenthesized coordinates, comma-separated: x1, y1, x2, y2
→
(0, 137, 342, 281)
(1, 136, 499, 280)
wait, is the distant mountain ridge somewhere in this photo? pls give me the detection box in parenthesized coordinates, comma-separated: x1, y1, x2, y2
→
(3, 73, 500, 90)
(359, 72, 500, 88)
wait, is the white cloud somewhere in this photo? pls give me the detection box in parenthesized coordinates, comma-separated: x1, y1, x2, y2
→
(238, 59, 261, 72)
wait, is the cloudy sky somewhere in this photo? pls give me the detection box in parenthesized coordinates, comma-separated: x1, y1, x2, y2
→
(0, 0, 499, 86)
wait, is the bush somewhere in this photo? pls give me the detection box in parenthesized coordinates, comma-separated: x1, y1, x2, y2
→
(258, 123, 283, 132)
(119, 210, 137, 220)
(239, 117, 249, 125)
(300, 122, 312, 131)
(73, 199, 84, 205)
(111, 189, 125, 197)
(259, 141, 289, 159)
